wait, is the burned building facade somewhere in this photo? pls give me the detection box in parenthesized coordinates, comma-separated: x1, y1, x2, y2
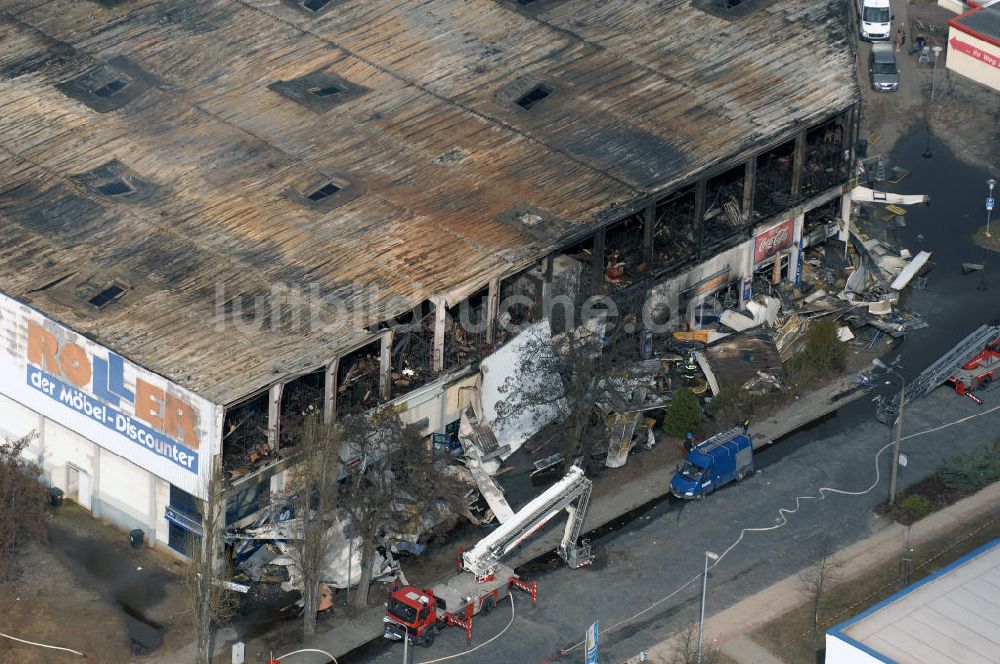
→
(0, 0, 859, 555)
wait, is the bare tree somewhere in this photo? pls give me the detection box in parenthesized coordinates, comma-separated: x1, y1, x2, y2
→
(0, 432, 46, 581)
(656, 623, 722, 664)
(798, 549, 845, 634)
(186, 460, 237, 664)
(493, 318, 638, 466)
(286, 415, 341, 636)
(338, 404, 462, 609)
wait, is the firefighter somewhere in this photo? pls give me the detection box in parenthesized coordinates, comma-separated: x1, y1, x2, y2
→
(684, 431, 695, 452)
(742, 417, 751, 433)
(682, 353, 699, 382)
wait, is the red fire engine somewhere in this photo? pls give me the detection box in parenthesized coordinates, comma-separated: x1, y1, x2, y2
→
(947, 337, 1000, 403)
(383, 465, 592, 648)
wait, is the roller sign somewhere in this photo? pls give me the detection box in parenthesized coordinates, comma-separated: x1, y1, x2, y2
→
(1, 293, 220, 496)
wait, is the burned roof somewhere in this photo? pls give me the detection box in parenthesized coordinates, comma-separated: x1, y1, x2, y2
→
(0, 0, 858, 405)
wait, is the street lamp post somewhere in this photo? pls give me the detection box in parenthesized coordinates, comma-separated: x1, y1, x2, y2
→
(986, 178, 996, 238)
(930, 46, 943, 102)
(874, 359, 905, 505)
(698, 551, 720, 664)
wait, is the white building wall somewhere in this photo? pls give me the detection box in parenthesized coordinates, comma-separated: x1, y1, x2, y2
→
(0, 392, 42, 465)
(825, 633, 887, 664)
(98, 447, 155, 537)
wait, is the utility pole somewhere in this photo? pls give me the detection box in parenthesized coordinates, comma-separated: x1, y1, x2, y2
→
(698, 551, 719, 664)
(986, 178, 996, 238)
(889, 373, 904, 505)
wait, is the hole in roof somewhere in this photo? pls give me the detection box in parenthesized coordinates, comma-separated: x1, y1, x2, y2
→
(516, 84, 552, 110)
(306, 182, 342, 201)
(93, 78, 128, 98)
(97, 179, 134, 196)
(302, 0, 332, 11)
(87, 284, 125, 309)
(519, 212, 543, 227)
(720, 0, 744, 7)
(309, 84, 345, 97)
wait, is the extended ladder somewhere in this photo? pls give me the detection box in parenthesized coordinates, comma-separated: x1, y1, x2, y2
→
(875, 324, 1000, 424)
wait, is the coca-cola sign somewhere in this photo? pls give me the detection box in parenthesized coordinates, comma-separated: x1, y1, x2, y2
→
(754, 219, 793, 264)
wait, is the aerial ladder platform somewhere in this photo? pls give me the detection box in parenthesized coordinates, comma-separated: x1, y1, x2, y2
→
(875, 324, 1000, 424)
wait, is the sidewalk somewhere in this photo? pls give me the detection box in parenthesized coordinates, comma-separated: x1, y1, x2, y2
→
(647, 479, 1000, 663)
(300, 374, 868, 659)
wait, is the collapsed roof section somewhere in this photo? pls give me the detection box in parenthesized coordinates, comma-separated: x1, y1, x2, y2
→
(0, 0, 858, 405)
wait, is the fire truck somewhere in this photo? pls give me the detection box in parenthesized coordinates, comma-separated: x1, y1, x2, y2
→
(383, 465, 593, 647)
(947, 336, 1000, 403)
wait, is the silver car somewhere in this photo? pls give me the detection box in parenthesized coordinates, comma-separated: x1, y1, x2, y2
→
(869, 42, 899, 92)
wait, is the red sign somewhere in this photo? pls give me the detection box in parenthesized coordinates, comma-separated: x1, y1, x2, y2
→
(950, 36, 1000, 69)
(753, 219, 794, 264)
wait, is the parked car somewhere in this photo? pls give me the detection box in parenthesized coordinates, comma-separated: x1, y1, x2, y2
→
(869, 42, 899, 92)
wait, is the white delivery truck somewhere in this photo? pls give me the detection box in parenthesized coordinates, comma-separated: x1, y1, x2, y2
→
(856, 0, 892, 41)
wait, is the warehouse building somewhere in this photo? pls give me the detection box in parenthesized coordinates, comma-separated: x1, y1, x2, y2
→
(826, 537, 1000, 663)
(0, 0, 859, 555)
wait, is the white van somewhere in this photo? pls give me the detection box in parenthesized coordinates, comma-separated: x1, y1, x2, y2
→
(856, 0, 892, 41)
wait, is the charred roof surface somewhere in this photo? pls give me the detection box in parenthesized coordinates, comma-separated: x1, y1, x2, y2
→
(0, 0, 858, 405)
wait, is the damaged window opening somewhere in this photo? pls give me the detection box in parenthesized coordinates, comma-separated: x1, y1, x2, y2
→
(653, 186, 698, 273)
(803, 198, 840, 243)
(753, 139, 797, 222)
(280, 369, 325, 448)
(444, 287, 490, 371)
(309, 84, 345, 97)
(92, 78, 128, 98)
(336, 341, 382, 416)
(307, 182, 342, 201)
(803, 117, 849, 196)
(222, 392, 271, 480)
(87, 284, 125, 308)
(702, 165, 747, 255)
(515, 84, 552, 110)
(302, 0, 332, 11)
(390, 302, 436, 395)
(494, 267, 547, 347)
(96, 179, 134, 196)
(603, 213, 646, 292)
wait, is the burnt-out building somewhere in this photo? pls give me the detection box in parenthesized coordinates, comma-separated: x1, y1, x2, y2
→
(0, 0, 858, 555)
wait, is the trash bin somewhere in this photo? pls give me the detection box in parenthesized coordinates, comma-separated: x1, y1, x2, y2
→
(130, 528, 145, 550)
(49, 487, 64, 508)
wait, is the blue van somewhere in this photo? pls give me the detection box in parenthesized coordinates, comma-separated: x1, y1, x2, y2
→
(670, 428, 753, 499)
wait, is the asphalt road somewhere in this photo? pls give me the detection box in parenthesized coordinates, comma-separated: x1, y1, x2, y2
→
(350, 128, 1000, 664)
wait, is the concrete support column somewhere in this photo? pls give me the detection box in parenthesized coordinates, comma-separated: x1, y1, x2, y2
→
(379, 329, 393, 401)
(741, 240, 755, 311)
(789, 213, 805, 285)
(791, 129, 807, 197)
(742, 157, 757, 228)
(643, 204, 655, 270)
(592, 227, 606, 294)
(323, 357, 338, 424)
(267, 383, 282, 450)
(694, 179, 707, 258)
(432, 297, 447, 373)
(839, 191, 853, 241)
(486, 277, 501, 344)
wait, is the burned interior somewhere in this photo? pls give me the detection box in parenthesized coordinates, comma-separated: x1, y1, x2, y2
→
(337, 340, 382, 415)
(223, 392, 271, 478)
(802, 116, 851, 197)
(390, 303, 436, 393)
(753, 138, 798, 222)
(280, 369, 325, 447)
(444, 287, 490, 370)
(653, 186, 699, 274)
(701, 165, 748, 256)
